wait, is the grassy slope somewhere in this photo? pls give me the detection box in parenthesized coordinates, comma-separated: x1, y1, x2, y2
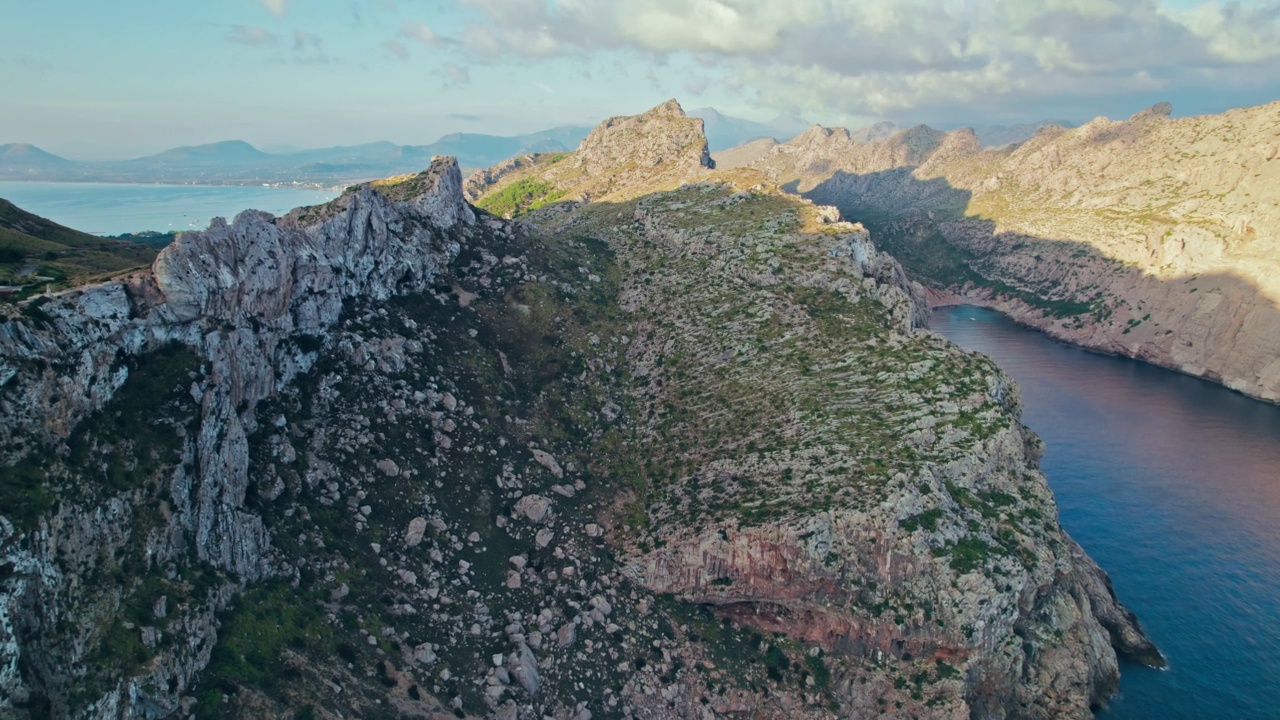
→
(0, 198, 157, 290)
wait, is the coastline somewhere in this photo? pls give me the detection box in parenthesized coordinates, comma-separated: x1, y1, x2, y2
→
(0, 181, 342, 236)
(0, 178, 343, 191)
(923, 284, 1279, 406)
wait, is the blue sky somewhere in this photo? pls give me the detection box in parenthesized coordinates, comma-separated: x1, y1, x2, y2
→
(3, 0, 1280, 158)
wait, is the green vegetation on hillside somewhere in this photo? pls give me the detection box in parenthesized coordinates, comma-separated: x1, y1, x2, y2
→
(0, 198, 157, 295)
(475, 178, 566, 217)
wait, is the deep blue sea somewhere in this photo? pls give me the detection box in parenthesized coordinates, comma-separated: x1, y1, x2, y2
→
(933, 305, 1280, 720)
(0, 181, 339, 236)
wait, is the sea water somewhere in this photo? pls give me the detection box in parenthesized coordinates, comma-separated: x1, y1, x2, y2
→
(933, 305, 1280, 719)
(0, 181, 340, 236)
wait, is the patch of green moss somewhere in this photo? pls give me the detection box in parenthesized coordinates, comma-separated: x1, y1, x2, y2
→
(900, 507, 943, 533)
(938, 536, 995, 574)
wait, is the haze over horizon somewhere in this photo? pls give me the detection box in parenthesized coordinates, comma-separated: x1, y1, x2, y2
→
(4, 0, 1280, 159)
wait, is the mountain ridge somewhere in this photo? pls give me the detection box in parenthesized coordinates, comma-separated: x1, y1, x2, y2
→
(466, 98, 1159, 715)
(749, 99, 1280, 403)
(0, 99, 1157, 719)
(0, 126, 593, 185)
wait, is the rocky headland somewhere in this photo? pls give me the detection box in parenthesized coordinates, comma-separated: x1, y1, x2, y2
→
(0, 100, 1157, 719)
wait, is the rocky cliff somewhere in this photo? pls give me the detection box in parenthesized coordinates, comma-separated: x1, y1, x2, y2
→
(469, 101, 1159, 717)
(0, 159, 477, 717)
(749, 100, 1280, 402)
(0, 101, 1156, 719)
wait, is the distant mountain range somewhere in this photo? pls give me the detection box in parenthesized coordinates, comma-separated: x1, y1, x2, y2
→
(688, 107, 811, 151)
(971, 120, 1078, 147)
(0, 108, 810, 186)
(691, 109, 1079, 155)
(840, 120, 1078, 148)
(0, 111, 1078, 187)
(0, 126, 592, 187)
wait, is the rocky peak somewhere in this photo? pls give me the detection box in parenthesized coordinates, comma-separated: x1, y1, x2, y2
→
(466, 99, 718, 210)
(1129, 101, 1173, 122)
(894, 124, 947, 164)
(795, 124, 852, 145)
(750, 121, 949, 192)
(1, 153, 477, 566)
(152, 156, 473, 326)
(850, 120, 901, 144)
(575, 98, 714, 177)
(0, 153, 495, 716)
(648, 98, 689, 119)
(691, 105, 723, 122)
(917, 127, 981, 173)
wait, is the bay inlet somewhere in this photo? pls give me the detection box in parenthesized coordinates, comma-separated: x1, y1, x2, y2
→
(0, 181, 340, 236)
(934, 305, 1280, 719)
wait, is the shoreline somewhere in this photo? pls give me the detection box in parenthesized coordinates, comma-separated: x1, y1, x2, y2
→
(0, 178, 345, 191)
(925, 285, 1279, 407)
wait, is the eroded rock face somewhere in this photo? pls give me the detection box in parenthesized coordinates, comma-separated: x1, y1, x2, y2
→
(593, 180, 1158, 719)
(575, 99, 714, 177)
(634, 431, 1159, 718)
(0, 157, 474, 717)
(751, 100, 1280, 403)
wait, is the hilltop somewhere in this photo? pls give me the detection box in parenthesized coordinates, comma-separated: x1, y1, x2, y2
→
(0, 143, 73, 170)
(465, 99, 714, 214)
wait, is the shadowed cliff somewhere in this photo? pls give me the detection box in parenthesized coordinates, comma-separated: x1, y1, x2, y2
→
(801, 166, 1280, 403)
(748, 100, 1280, 404)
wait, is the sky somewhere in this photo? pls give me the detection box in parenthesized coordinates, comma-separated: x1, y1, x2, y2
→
(3, 0, 1280, 158)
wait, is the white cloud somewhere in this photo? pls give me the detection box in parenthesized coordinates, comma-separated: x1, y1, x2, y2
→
(257, 0, 288, 17)
(226, 24, 278, 47)
(745, 59, 1021, 116)
(1164, 1, 1280, 63)
(461, 25, 502, 55)
(610, 0, 817, 53)
(447, 0, 1280, 119)
(402, 21, 442, 48)
(445, 62, 472, 85)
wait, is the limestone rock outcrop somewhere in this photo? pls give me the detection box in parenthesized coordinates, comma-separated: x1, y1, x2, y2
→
(0, 157, 475, 717)
(466, 98, 715, 213)
(574, 99, 714, 177)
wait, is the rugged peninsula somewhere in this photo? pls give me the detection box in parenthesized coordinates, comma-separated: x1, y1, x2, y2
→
(0, 100, 1156, 719)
